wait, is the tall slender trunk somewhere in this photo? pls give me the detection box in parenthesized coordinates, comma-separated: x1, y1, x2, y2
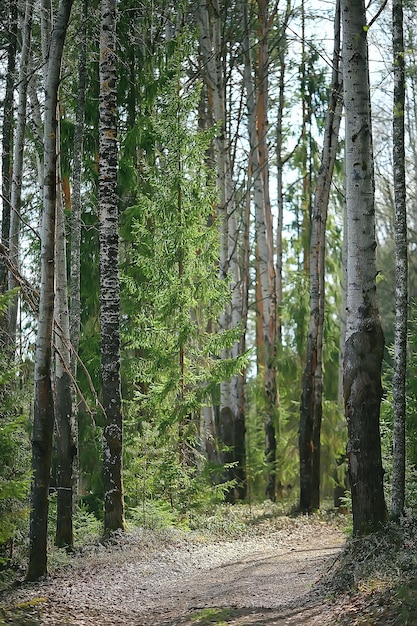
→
(99, 0, 125, 532)
(244, 0, 277, 500)
(54, 154, 74, 547)
(299, 0, 342, 513)
(0, 0, 17, 300)
(197, 0, 246, 498)
(70, 0, 88, 511)
(275, 0, 291, 349)
(8, 0, 34, 350)
(341, 0, 387, 536)
(27, 0, 74, 581)
(391, 0, 407, 519)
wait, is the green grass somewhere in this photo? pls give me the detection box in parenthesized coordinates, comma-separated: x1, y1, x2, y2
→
(190, 607, 233, 625)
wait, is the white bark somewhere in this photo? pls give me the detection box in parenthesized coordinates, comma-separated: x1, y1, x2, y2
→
(27, 0, 74, 580)
(341, 0, 387, 535)
(8, 0, 34, 347)
(391, 0, 407, 519)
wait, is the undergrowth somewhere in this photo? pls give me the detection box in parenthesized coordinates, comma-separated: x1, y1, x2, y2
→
(320, 515, 417, 624)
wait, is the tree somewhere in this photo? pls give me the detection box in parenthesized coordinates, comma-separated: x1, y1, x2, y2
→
(0, 0, 17, 300)
(299, 0, 342, 513)
(197, 0, 247, 498)
(54, 151, 74, 548)
(391, 0, 407, 520)
(341, 0, 387, 536)
(98, 0, 125, 532)
(7, 0, 34, 350)
(27, 0, 74, 581)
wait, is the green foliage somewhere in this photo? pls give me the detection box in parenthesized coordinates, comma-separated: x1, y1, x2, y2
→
(123, 418, 236, 523)
(73, 504, 102, 543)
(0, 295, 31, 565)
(121, 32, 245, 440)
(380, 303, 417, 513)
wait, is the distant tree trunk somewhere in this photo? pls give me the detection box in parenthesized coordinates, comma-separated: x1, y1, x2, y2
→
(256, 0, 278, 501)
(275, 0, 291, 349)
(299, 0, 342, 513)
(8, 0, 34, 351)
(197, 0, 246, 499)
(27, 0, 74, 582)
(391, 0, 407, 520)
(98, 0, 125, 532)
(0, 0, 17, 300)
(54, 120, 74, 548)
(70, 0, 88, 511)
(341, 0, 387, 536)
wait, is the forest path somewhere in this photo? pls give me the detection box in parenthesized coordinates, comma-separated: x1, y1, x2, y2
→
(0, 515, 345, 625)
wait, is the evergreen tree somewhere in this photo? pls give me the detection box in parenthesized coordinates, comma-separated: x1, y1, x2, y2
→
(121, 35, 246, 495)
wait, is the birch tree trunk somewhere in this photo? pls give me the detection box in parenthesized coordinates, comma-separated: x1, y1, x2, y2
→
(197, 0, 246, 498)
(391, 0, 407, 519)
(27, 0, 74, 581)
(99, 0, 125, 532)
(341, 0, 387, 536)
(299, 0, 342, 513)
(8, 0, 34, 350)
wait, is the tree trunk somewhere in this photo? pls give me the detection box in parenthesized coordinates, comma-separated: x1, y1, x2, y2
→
(391, 0, 407, 520)
(8, 0, 34, 350)
(341, 0, 387, 536)
(299, 0, 342, 513)
(54, 191, 74, 548)
(27, 0, 74, 582)
(99, 0, 125, 533)
(245, 0, 277, 501)
(275, 0, 291, 349)
(70, 0, 88, 512)
(0, 0, 17, 299)
(197, 0, 246, 498)
(54, 109, 74, 547)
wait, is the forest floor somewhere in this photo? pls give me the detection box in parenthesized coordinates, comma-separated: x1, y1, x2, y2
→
(1, 506, 417, 625)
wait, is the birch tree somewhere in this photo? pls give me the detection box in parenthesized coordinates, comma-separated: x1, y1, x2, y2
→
(341, 0, 387, 535)
(197, 0, 246, 497)
(7, 0, 34, 350)
(27, 0, 74, 581)
(299, 0, 342, 513)
(391, 0, 407, 519)
(98, 0, 125, 532)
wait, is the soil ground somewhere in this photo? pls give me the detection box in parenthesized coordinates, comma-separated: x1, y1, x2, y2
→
(0, 514, 346, 625)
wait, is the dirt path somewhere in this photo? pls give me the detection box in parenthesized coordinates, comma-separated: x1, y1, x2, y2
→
(0, 518, 345, 625)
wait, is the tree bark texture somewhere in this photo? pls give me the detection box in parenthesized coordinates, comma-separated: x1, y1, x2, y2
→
(0, 0, 17, 299)
(55, 154, 74, 548)
(27, 0, 74, 581)
(99, 0, 125, 532)
(341, 0, 387, 536)
(256, 0, 278, 501)
(299, 0, 342, 513)
(69, 0, 89, 510)
(391, 0, 407, 519)
(8, 0, 34, 349)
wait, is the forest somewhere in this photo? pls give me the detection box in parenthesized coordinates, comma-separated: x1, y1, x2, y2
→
(0, 0, 416, 609)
